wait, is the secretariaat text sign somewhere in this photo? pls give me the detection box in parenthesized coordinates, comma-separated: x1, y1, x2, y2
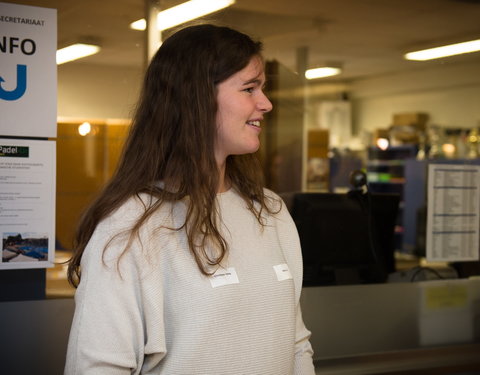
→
(0, 2, 57, 137)
(0, 139, 56, 269)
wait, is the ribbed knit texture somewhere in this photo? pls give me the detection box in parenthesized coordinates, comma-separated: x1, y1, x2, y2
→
(65, 188, 315, 375)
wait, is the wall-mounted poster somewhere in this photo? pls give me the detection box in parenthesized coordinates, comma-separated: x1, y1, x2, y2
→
(0, 2, 57, 137)
(0, 138, 55, 269)
(426, 163, 480, 263)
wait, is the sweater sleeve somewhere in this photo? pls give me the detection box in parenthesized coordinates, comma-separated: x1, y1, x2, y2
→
(293, 304, 316, 375)
(64, 199, 166, 374)
(271, 192, 316, 374)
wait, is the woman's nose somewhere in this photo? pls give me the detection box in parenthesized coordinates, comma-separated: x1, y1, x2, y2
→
(258, 92, 273, 113)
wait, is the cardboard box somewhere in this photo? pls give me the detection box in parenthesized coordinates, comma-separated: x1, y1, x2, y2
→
(308, 129, 329, 158)
(393, 112, 429, 129)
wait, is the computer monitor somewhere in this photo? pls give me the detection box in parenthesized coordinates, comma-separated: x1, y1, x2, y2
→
(289, 192, 400, 286)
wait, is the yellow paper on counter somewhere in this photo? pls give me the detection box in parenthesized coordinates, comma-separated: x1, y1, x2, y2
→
(424, 284, 468, 310)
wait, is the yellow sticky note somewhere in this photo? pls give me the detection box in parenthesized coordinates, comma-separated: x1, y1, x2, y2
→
(425, 285, 468, 310)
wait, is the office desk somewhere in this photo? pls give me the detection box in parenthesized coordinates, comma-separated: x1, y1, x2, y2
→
(301, 279, 480, 374)
(314, 343, 480, 374)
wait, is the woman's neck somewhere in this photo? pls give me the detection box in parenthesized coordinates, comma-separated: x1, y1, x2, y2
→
(217, 160, 229, 193)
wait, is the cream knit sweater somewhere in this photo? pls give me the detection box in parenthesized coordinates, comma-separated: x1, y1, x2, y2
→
(65, 189, 315, 374)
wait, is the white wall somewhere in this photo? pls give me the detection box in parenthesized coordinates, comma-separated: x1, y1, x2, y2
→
(350, 61, 480, 132)
(57, 63, 143, 120)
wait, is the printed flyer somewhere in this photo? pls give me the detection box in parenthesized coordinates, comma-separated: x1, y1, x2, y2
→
(0, 139, 56, 269)
(426, 163, 480, 262)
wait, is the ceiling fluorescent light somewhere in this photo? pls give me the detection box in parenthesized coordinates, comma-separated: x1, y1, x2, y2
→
(130, 19, 146, 31)
(158, 0, 235, 30)
(305, 67, 341, 80)
(56, 43, 101, 65)
(130, 0, 236, 31)
(405, 39, 480, 61)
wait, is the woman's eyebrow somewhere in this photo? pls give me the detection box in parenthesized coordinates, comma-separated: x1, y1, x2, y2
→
(241, 77, 264, 86)
(242, 79, 260, 86)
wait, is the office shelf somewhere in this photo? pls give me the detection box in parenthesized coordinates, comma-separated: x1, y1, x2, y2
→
(367, 146, 418, 254)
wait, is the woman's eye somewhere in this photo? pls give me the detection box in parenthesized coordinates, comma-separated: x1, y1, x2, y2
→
(243, 87, 254, 93)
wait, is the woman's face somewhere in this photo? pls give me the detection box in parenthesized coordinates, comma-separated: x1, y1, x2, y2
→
(214, 56, 273, 164)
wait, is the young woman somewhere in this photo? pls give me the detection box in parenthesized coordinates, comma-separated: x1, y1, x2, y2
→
(65, 24, 315, 375)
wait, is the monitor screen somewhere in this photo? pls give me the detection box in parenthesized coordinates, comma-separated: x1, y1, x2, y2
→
(289, 192, 400, 286)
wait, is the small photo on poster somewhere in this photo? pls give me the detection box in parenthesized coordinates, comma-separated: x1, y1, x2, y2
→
(2, 232, 49, 263)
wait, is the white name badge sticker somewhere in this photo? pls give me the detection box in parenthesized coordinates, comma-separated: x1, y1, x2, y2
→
(209, 267, 240, 288)
(273, 264, 293, 281)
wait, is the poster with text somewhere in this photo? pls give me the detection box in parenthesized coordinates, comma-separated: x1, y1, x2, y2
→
(0, 139, 55, 269)
(0, 2, 57, 137)
(426, 164, 480, 262)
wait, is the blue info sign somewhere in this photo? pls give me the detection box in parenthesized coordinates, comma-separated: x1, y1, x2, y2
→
(0, 2, 57, 137)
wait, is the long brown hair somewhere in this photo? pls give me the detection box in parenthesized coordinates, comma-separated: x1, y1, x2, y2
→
(67, 24, 278, 287)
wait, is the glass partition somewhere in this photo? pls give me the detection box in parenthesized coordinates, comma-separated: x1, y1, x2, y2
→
(6, 0, 476, 293)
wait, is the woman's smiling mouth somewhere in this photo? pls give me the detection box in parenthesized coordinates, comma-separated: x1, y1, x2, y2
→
(247, 120, 261, 127)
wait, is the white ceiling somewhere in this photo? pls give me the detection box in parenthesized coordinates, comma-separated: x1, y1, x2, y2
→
(4, 0, 480, 81)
